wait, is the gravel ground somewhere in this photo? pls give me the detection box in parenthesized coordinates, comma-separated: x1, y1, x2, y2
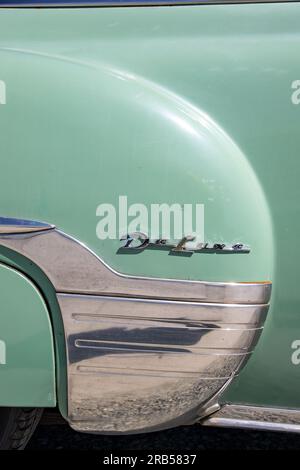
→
(27, 415, 300, 450)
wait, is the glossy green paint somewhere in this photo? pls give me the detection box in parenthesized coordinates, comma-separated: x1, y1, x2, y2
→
(0, 262, 56, 406)
(0, 4, 299, 410)
(0, 247, 68, 415)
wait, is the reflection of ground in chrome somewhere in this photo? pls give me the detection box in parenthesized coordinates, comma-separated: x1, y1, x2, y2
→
(28, 415, 300, 450)
(69, 353, 244, 433)
(71, 376, 227, 433)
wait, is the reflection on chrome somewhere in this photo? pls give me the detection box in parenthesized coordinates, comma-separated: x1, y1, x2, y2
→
(0, 219, 271, 433)
(202, 404, 300, 434)
(0, 216, 54, 234)
(60, 294, 268, 433)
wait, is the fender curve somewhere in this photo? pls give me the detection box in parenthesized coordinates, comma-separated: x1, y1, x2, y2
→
(0, 262, 55, 407)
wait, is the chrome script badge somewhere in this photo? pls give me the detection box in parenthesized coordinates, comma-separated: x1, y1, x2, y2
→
(119, 232, 250, 255)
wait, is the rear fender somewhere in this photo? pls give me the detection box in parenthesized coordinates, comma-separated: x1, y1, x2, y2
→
(0, 262, 55, 407)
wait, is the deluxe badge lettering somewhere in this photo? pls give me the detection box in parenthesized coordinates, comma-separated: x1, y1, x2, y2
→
(120, 232, 250, 255)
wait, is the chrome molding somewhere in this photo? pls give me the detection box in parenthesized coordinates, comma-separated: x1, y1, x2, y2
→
(0, 217, 54, 234)
(0, 228, 271, 304)
(202, 404, 300, 433)
(59, 293, 268, 433)
(0, 218, 272, 433)
(0, 1, 295, 9)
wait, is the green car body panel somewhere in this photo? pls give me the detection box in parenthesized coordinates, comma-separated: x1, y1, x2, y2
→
(0, 2, 299, 428)
(0, 262, 56, 406)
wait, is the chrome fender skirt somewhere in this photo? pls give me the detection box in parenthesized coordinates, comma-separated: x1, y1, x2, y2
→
(0, 219, 271, 433)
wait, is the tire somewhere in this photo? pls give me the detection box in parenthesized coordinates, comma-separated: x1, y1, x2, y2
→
(0, 407, 43, 450)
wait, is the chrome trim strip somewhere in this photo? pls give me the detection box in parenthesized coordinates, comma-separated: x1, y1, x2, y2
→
(0, 228, 272, 304)
(202, 404, 300, 433)
(0, 1, 297, 8)
(0, 217, 54, 234)
(64, 294, 269, 326)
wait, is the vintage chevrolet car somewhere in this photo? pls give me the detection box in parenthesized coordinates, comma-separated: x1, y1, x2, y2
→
(0, 0, 300, 450)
